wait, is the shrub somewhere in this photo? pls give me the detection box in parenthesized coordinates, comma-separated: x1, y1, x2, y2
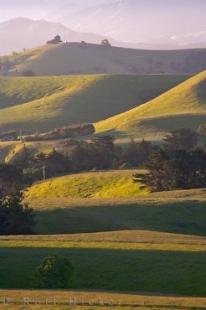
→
(35, 255, 74, 288)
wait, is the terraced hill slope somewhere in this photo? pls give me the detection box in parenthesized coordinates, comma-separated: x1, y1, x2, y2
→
(0, 74, 187, 134)
(1, 42, 206, 75)
(95, 70, 206, 138)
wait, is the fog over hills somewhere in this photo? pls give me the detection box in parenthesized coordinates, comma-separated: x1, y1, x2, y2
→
(0, 18, 112, 55)
(1, 0, 205, 51)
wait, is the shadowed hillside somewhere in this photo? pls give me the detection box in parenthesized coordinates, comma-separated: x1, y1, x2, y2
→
(95, 71, 206, 138)
(0, 74, 187, 134)
(1, 42, 206, 75)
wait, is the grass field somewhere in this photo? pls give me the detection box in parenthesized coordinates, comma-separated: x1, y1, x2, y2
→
(0, 74, 187, 134)
(23, 169, 206, 235)
(2, 42, 206, 75)
(24, 168, 206, 235)
(32, 199, 206, 235)
(2, 174, 206, 299)
(1, 230, 206, 296)
(95, 71, 206, 137)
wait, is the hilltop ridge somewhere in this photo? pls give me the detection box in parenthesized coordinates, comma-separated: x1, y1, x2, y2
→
(1, 42, 206, 76)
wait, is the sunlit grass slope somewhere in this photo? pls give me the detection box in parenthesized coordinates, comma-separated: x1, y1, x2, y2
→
(26, 170, 148, 200)
(2, 42, 206, 75)
(0, 74, 187, 134)
(95, 71, 206, 137)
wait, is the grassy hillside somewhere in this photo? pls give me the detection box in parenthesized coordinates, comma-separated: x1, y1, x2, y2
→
(95, 70, 206, 138)
(24, 168, 206, 235)
(26, 170, 148, 200)
(1, 231, 206, 295)
(0, 74, 187, 134)
(2, 42, 206, 75)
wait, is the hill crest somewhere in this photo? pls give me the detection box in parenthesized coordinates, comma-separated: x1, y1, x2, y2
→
(95, 71, 206, 137)
(1, 42, 206, 76)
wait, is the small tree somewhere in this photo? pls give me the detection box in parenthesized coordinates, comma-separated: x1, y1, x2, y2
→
(35, 255, 74, 288)
(101, 39, 111, 47)
(0, 191, 35, 235)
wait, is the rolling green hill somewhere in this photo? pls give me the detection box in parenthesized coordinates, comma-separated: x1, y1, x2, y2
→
(0, 74, 187, 134)
(26, 170, 148, 200)
(95, 70, 206, 138)
(1, 43, 206, 75)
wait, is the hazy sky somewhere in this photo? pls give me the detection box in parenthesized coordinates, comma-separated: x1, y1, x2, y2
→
(0, 0, 205, 43)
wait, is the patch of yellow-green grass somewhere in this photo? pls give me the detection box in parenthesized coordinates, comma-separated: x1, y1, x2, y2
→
(26, 170, 148, 200)
(1, 230, 206, 252)
(0, 141, 57, 164)
(0, 74, 188, 134)
(95, 71, 206, 136)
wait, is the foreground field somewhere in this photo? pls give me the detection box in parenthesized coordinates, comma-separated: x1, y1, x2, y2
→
(0, 74, 186, 134)
(1, 231, 206, 296)
(1, 289, 206, 309)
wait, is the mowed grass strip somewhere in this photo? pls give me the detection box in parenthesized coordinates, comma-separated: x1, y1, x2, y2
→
(2, 290, 206, 310)
(1, 290, 206, 310)
(1, 230, 206, 251)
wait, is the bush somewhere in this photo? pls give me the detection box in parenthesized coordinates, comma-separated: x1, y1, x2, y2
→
(35, 255, 74, 288)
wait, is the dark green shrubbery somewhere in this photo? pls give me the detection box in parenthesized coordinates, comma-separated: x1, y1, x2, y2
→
(35, 255, 74, 288)
(0, 191, 35, 235)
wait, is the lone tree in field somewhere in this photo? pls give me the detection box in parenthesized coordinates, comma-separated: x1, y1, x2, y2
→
(0, 191, 35, 235)
(35, 255, 74, 288)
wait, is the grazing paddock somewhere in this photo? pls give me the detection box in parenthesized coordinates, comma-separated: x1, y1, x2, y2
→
(0, 231, 206, 296)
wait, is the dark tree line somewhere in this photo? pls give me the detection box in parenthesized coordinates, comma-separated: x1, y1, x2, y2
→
(11, 136, 155, 182)
(134, 128, 206, 192)
(0, 191, 35, 235)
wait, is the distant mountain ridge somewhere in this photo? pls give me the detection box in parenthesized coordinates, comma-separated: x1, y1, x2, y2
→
(0, 17, 116, 55)
(0, 16, 205, 56)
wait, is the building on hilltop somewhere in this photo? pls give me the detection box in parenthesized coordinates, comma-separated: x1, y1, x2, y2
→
(47, 35, 62, 45)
